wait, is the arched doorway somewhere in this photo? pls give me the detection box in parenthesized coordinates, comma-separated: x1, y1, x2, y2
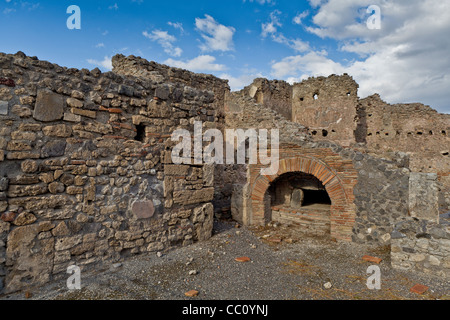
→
(248, 153, 357, 241)
(266, 172, 332, 237)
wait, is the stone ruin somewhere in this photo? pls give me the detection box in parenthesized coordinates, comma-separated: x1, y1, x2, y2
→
(0, 51, 449, 294)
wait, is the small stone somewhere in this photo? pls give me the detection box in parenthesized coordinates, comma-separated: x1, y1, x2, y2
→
(185, 290, 199, 298)
(362, 255, 382, 264)
(235, 256, 251, 263)
(1, 211, 17, 222)
(13, 212, 37, 226)
(112, 263, 123, 269)
(410, 284, 429, 295)
(157, 251, 163, 257)
(67, 97, 83, 108)
(189, 270, 198, 275)
(324, 282, 332, 289)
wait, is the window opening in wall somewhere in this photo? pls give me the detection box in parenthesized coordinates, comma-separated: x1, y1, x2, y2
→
(367, 133, 372, 136)
(322, 129, 328, 137)
(135, 124, 146, 142)
(347, 92, 351, 97)
(442, 130, 447, 136)
(396, 130, 401, 136)
(441, 152, 449, 156)
(300, 97, 304, 101)
(429, 130, 433, 135)
(311, 130, 317, 136)
(385, 132, 389, 136)
(417, 131, 423, 135)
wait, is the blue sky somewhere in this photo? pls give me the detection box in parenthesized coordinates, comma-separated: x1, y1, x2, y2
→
(1, 0, 450, 113)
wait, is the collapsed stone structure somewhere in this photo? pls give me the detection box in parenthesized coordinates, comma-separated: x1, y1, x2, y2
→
(0, 51, 448, 294)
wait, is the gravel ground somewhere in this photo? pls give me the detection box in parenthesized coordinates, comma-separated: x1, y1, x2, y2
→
(2, 219, 449, 300)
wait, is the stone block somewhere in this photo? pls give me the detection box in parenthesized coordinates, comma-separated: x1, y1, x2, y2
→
(132, 200, 155, 220)
(33, 90, 64, 122)
(43, 124, 73, 137)
(41, 140, 67, 158)
(63, 112, 81, 122)
(164, 164, 190, 176)
(0, 101, 8, 115)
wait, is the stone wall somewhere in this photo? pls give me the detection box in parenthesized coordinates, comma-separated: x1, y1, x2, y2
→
(357, 94, 450, 213)
(292, 74, 359, 147)
(227, 91, 412, 244)
(241, 78, 292, 120)
(0, 51, 222, 293)
(391, 216, 450, 278)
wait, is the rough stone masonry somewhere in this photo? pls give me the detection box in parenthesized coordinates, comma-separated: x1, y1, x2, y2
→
(0, 51, 449, 294)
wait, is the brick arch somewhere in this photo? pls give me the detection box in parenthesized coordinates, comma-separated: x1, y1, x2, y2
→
(249, 156, 356, 241)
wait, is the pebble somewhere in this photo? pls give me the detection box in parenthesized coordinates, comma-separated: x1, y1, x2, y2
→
(324, 282, 332, 289)
(189, 270, 198, 275)
(157, 252, 163, 257)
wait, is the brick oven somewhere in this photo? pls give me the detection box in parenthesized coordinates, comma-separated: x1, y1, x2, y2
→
(239, 144, 358, 242)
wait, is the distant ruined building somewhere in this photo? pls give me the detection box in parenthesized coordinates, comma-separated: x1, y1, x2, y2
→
(0, 51, 448, 294)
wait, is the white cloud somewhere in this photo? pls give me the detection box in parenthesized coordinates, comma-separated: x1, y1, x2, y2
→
(261, 10, 282, 38)
(271, 50, 344, 80)
(108, 3, 118, 10)
(164, 55, 226, 72)
(87, 56, 113, 71)
(219, 72, 265, 91)
(195, 14, 235, 52)
(95, 43, 105, 48)
(168, 21, 184, 34)
(143, 30, 183, 57)
(293, 11, 309, 25)
(272, 0, 450, 113)
(243, 0, 275, 4)
(272, 34, 310, 52)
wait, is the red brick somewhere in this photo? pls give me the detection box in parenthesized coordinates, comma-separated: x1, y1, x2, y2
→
(362, 255, 382, 264)
(235, 257, 251, 262)
(410, 284, 429, 295)
(185, 290, 199, 297)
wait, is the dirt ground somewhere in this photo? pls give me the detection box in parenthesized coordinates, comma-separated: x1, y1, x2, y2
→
(1, 219, 449, 301)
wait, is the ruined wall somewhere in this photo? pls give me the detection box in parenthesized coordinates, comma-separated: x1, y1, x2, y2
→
(292, 74, 359, 146)
(391, 216, 450, 279)
(358, 94, 450, 212)
(227, 91, 412, 244)
(0, 52, 223, 293)
(241, 78, 292, 120)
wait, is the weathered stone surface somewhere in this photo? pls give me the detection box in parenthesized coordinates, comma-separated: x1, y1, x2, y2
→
(48, 181, 65, 194)
(173, 188, 214, 205)
(33, 90, 64, 122)
(66, 98, 83, 108)
(55, 235, 83, 251)
(164, 164, 190, 176)
(131, 200, 155, 220)
(8, 184, 48, 197)
(11, 105, 32, 118)
(0, 101, 8, 115)
(5, 224, 54, 293)
(71, 107, 96, 119)
(0, 178, 9, 192)
(193, 203, 214, 241)
(12, 212, 37, 226)
(41, 140, 66, 158)
(43, 124, 73, 137)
